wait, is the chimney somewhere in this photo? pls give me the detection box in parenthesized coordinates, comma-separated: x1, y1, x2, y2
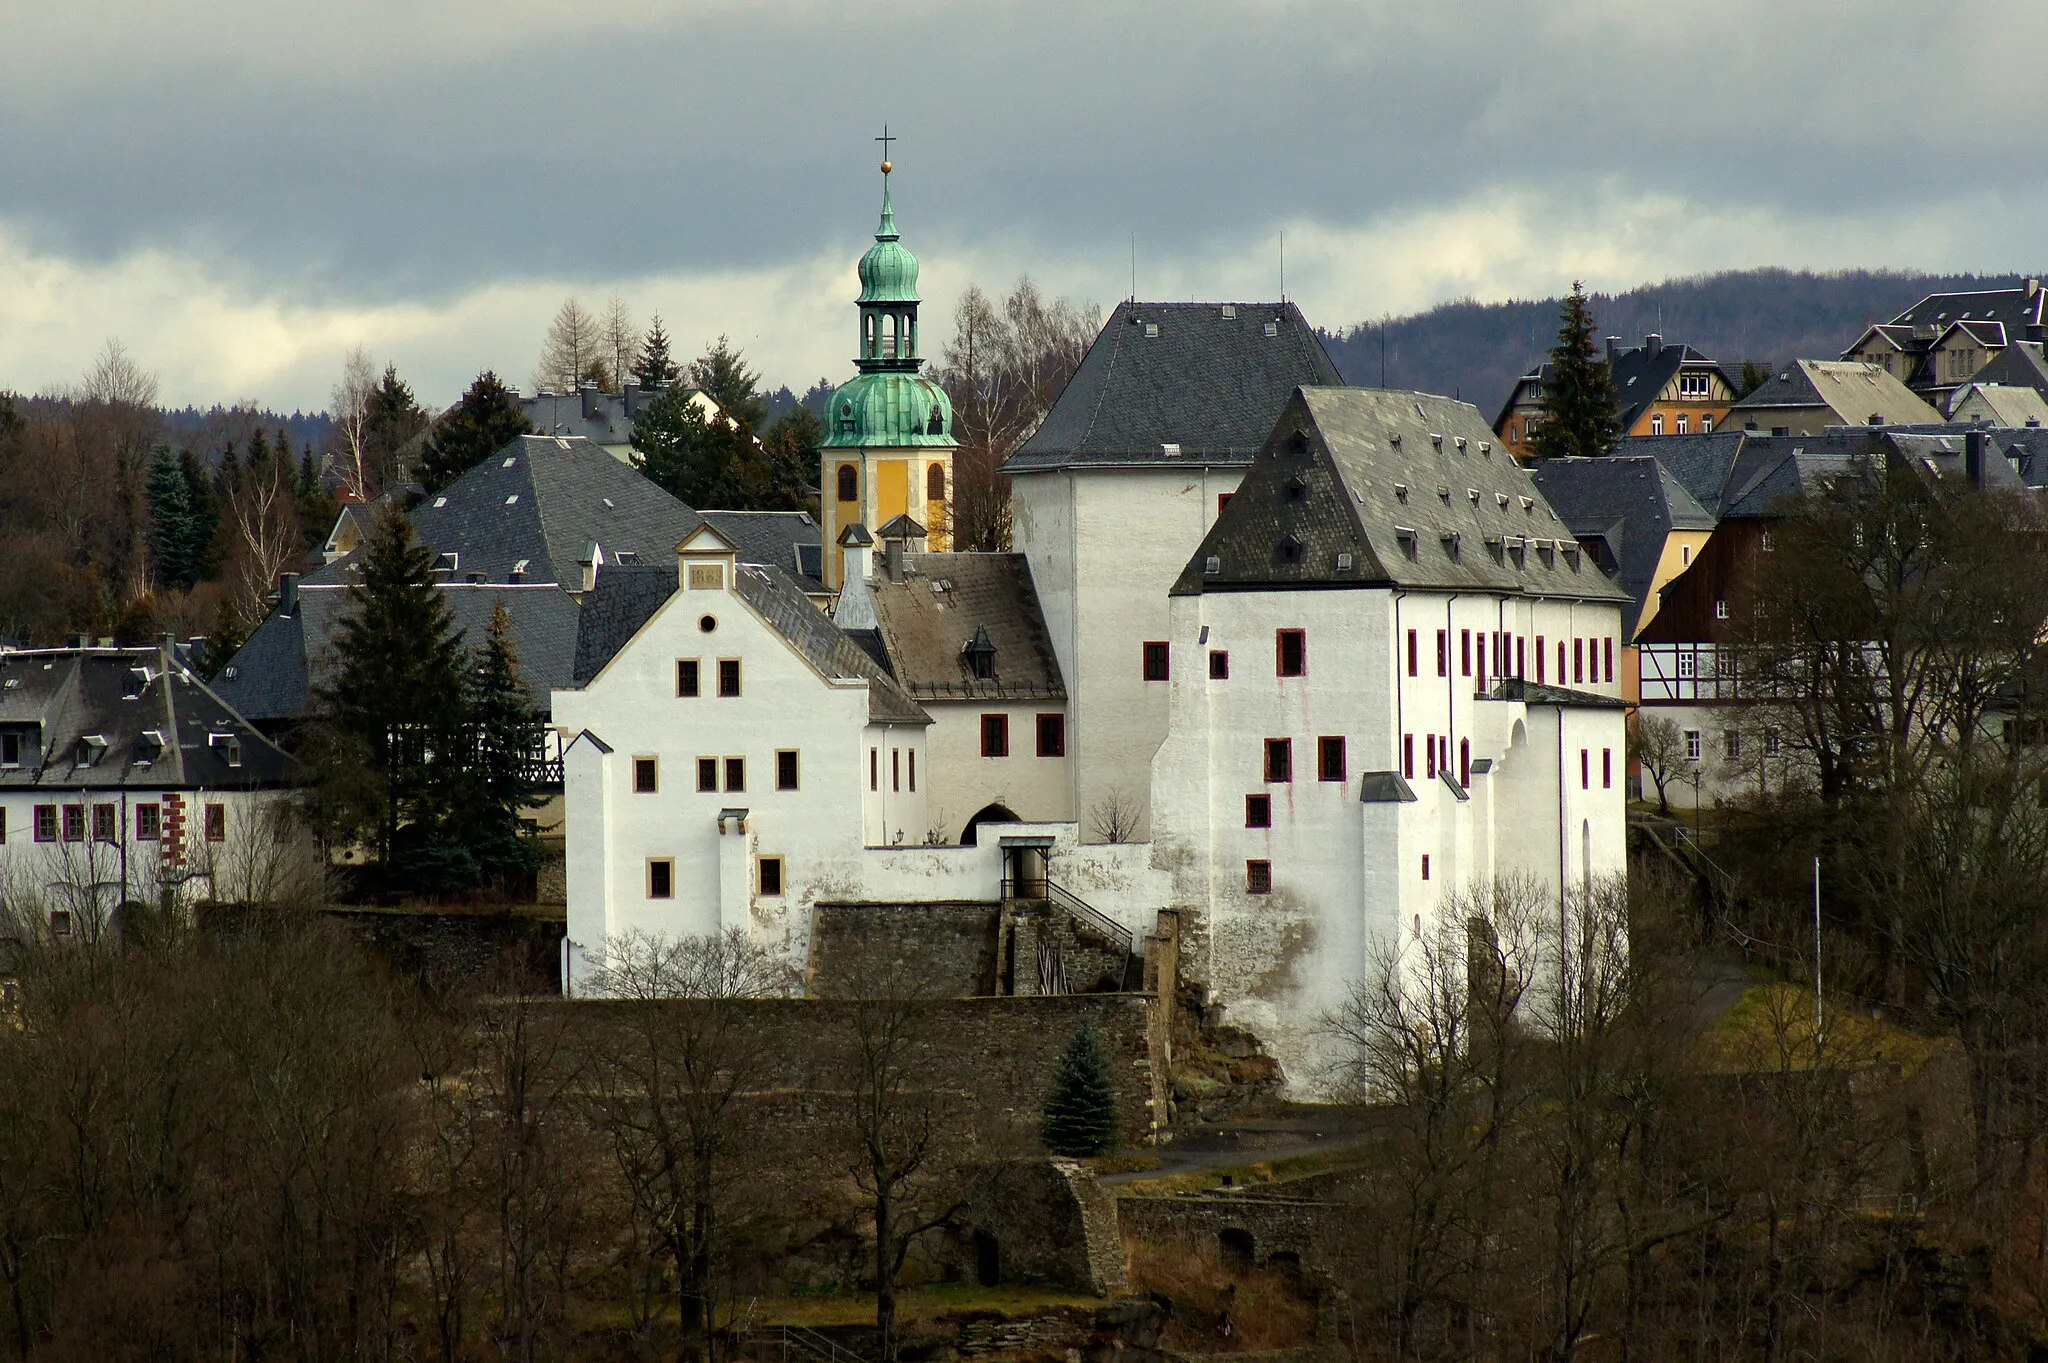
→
(833, 524, 878, 629)
(1605, 336, 1620, 364)
(1644, 333, 1662, 358)
(580, 383, 600, 419)
(2029, 277, 2041, 299)
(883, 536, 904, 583)
(278, 572, 299, 617)
(1966, 428, 1987, 489)
(579, 541, 600, 595)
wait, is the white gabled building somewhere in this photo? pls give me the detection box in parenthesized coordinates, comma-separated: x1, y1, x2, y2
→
(1149, 388, 1633, 1079)
(552, 524, 933, 985)
(1005, 301, 1345, 843)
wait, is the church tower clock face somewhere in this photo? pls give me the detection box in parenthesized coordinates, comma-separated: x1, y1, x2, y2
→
(819, 133, 957, 589)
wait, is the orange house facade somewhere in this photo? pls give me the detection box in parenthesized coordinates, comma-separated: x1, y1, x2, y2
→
(1496, 334, 1736, 459)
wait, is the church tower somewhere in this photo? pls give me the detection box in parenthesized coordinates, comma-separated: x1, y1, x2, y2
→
(820, 144, 956, 589)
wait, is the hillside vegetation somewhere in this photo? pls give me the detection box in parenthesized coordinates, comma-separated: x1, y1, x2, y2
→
(1321, 268, 2042, 417)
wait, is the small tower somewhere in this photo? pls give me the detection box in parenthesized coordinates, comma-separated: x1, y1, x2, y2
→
(820, 141, 957, 589)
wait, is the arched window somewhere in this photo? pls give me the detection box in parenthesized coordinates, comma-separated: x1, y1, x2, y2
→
(837, 464, 858, 502)
(927, 463, 946, 501)
(927, 405, 943, 436)
(864, 315, 876, 357)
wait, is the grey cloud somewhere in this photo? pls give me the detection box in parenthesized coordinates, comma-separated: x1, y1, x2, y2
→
(3, 1, 2045, 309)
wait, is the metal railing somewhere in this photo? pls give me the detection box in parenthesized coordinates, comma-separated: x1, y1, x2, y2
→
(1002, 876, 1136, 962)
(738, 1325, 870, 1363)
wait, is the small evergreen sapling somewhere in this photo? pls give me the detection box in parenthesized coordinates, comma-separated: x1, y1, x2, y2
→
(1041, 1021, 1118, 1156)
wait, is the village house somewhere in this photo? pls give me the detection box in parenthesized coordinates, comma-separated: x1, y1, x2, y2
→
(1725, 358, 1939, 436)
(1842, 278, 2048, 407)
(0, 642, 295, 933)
(1495, 334, 1737, 458)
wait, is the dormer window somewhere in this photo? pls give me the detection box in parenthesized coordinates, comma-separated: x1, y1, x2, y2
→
(210, 733, 243, 768)
(1204, 555, 1221, 575)
(134, 730, 165, 765)
(928, 405, 944, 436)
(962, 625, 997, 681)
(1284, 476, 1310, 503)
(1393, 483, 1408, 501)
(1287, 429, 1311, 455)
(434, 552, 458, 574)
(1277, 536, 1304, 565)
(75, 734, 108, 767)
(510, 558, 530, 580)
(0, 731, 19, 766)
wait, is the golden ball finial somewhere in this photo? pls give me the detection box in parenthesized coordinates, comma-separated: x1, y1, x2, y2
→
(880, 159, 893, 174)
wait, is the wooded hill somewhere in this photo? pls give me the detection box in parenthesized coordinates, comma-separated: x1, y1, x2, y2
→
(1319, 268, 2043, 418)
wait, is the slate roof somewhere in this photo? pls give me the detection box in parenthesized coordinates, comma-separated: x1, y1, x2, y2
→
(1959, 341, 2048, 403)
(1623, 429, 1881, 520)
(1887, 283, 2048, 337)
(1172, 388, 1629, 604)
(1005, 301, 1344, 472)
(865, 554, 1065, 702)
(1529, 457, 1715, 636)
(699, 510, 825, 591)
(1727, 360, 1940, 428)
(1496, 339, 1731, 433)
(406, 434, 702, 585)
(211, 582, 582, 723)
(567, 564, 930, 725)
(517, 384, 696, 450)
(216, 434, 699, 722)
(1947, 382, 2048, 427)
(1488, 677, 1631, 710)
(0, 645, 292, 790)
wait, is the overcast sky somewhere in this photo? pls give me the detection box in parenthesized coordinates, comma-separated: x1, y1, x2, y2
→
(2, 0, 2041, 411)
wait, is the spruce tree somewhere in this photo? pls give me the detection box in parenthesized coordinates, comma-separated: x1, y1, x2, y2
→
(365, 363, 429, 488)
(1530, 281, 1622, 460)
(462, 601, 544, 885)
(180, 449, 221, 580)
(631, 387, 768, 509)
(1041, 1021, 1118, 1156)
(146, 442, 199, 587)
(688, 335, 768, 428)
(632, 315, 682, 389)
(420, 371, 532, 493)
(316, 509, 474, 889)
(762, 405, 824, 514)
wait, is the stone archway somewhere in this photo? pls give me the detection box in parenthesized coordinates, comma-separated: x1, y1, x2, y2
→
(960, 803, 1021, 847)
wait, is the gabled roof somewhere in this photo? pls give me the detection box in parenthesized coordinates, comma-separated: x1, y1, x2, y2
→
(1844, 322, 1926, 356)
(516, 384, 710, 448)
(1006, 301, 1343, 473)
(408, 434, 702, 586)
(1941, 319, 2008, 349)
(1529, 457, 1714, 636)
(567, 564, 930, 725)
(1728, 360, 1940, 427)
(865, 554, 1065, 701)
(1887, 283, 2047, 335)
(700, 510, 825, 590)
(1961, 342, 2048, 402)
(1947, 383, 2048, 427)
(1173, 388, 1628, 603)
(1609, 342, 1728, 430)
(0, 645, 292, 790)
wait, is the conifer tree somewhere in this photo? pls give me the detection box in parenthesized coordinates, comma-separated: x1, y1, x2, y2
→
(463, 601, 544, 885)
(632, 315, 682, 389)
(364, 363, 429, 488)
(1530, 281, 1622, 460)
(689, 336, 768, 428)
(316, 509, 473, 887)
(762, 405, 824, 515)
(180, 449, 221, 580)
(420, 371, 532, 493)
(146, 442, 199, 588)
(632, 387, 767, 509)
(1040, 1021, 1118, 1156)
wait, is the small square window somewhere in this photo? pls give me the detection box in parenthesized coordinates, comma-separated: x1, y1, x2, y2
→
(62, 805, 84, 842)
(1209, 650, 1230, 680)
(1277, 629, 1306, 677)
(1715, 599, 1730, 620)
(1142, 642, 1170, 681)
(1318, 736, 1347, 782)
(1245, 794, 1271, 828)
(204, 804, 225, 843)
(1036, 713, 1065, 757)
(92, 803, 116, 842)
(981, 714, 1010, 758)
(1246, 860, 1273, 894)
(718, 659, 742, 697)
(1684, 730, 1702, 762)
(1264, 737, 1293, 783)
(698, 757, 719, 792)
(648, 859, 674, 899)
(34, 805, 56, 842)
(676, 660, 701, 697)
(49, 910, 72, 938)
(759, 856, 785, 897)
(724, 757, 746, 792)
(634, 757, 659, 793)
(776, 749, 800, 790)
(136, 804, 160, 841)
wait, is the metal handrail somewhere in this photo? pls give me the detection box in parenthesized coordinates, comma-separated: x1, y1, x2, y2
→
(1002, 876, 1135, 960)
(740, 1324, 870, 1363)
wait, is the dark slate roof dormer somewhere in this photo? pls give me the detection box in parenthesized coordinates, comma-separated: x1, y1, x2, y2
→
(1005, 301, 1343, 473)
(1172, 388, 1630, 604)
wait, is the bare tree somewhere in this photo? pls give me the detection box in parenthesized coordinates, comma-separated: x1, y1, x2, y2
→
(602, 296, 636, 395)
(1087, 785, 1140, 844)
(534, 298, 604, 395)
(79, 338, 159, 409)
(329, 346, 378, 503)
(584, 929, 787, 1361)
(1629, 715, 1684, 816)
(224, 452, 302, 629)
(933, 279, 1100, 551)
